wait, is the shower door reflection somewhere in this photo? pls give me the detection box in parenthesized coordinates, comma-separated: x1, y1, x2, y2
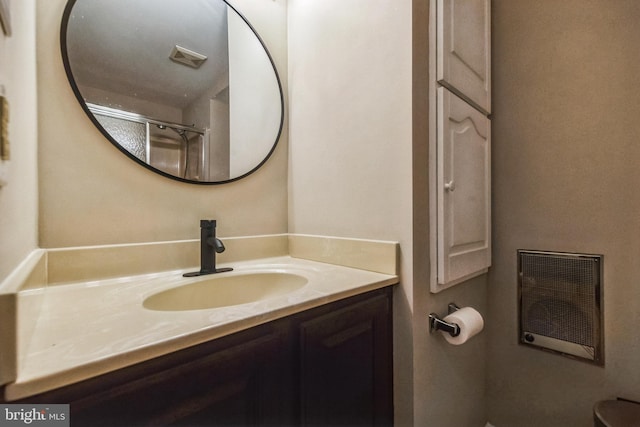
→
(147, 125, 207, 181)
(90, 104, 218, 181)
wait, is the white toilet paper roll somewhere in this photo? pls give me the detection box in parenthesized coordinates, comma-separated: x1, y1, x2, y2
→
(441, 307, 484, 345)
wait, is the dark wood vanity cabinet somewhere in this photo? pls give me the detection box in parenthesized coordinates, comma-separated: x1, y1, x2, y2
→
(18, 287, 393, 427)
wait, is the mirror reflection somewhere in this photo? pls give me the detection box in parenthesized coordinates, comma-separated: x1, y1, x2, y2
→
(62, 0, 283, 183)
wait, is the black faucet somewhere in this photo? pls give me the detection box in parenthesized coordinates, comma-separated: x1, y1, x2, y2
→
(184, 220, 233, 277)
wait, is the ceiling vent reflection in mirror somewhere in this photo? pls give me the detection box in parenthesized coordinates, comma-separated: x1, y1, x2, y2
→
(169, 45, 208, 69)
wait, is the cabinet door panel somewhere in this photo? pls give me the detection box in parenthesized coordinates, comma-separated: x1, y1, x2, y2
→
(437, 0, 491, 113)
(69, 330, 291, 427)
(437, 87, 491, 286)
(298, 293, 392, 427)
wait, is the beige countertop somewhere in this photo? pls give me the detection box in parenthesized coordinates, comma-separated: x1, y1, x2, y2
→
(5, 254, 398, 401)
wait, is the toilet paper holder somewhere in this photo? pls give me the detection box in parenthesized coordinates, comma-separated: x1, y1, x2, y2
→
(429, 303, 461, 337)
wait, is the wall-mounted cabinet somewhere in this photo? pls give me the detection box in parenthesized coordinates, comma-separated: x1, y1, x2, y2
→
(436, 87, 491, 287)
(436, 0, 491, 114)
(431, 0, 491, 292)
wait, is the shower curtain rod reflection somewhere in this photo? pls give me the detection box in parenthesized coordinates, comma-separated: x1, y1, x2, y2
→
(86, 103, 205, 135)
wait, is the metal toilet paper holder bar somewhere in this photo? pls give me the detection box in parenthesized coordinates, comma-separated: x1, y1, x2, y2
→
(428, 303, 461, 337)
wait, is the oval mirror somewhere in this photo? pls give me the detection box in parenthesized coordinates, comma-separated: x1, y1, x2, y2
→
(61, 0, 284, 184)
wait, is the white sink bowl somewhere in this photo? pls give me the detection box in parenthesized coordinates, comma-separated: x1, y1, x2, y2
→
(143, 272, 308, 311)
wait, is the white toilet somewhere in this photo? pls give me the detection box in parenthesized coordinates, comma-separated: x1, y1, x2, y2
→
(593, 400, 640, 427)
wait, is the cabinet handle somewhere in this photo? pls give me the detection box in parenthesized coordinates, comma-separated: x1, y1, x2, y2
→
(444, 181, 456, 192)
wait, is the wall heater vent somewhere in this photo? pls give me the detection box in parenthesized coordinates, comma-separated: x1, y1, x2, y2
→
(518, 250, 604, 365)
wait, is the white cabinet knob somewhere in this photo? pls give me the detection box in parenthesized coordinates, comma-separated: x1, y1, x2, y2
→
(444, 181, 456, 192)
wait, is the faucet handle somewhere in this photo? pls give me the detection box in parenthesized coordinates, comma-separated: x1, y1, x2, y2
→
(214, 238, 225, 254)
(206, 237, 226, 253)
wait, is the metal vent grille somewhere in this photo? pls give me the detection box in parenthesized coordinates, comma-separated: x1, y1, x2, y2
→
(518, 250, 604, 365)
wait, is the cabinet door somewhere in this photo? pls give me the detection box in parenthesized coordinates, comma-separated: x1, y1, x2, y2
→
(68, 328, 293, 427)
(437, 0, 491, 114)
(298, 292, 393, 427)
(437, 87, 490, 286)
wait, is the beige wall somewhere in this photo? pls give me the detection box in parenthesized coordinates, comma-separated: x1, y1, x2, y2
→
(0, 0, 39, 280)
(287, 1, 415, 423)
(12, 1, 492, 425)
(36, 0, 289, 248)
(12, 0, 640, 425)
(288, 1, 488, 426)
(489, 1, 640, 426)
(413, 1, 488, 425)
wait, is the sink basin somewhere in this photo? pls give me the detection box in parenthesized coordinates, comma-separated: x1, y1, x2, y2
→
(143, 272, 308, 311)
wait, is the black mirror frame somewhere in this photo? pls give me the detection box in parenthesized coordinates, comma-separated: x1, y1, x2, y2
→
(60, 0, 285, 185)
